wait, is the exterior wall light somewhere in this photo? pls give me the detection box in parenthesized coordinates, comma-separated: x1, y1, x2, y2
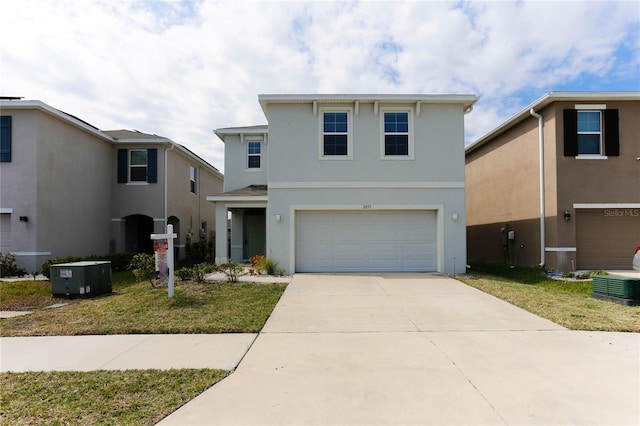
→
(275, 214, 281, 222)
(19, 216, 28, 222)
(564, 210, 571, 221)
(452, 212, 459, 222)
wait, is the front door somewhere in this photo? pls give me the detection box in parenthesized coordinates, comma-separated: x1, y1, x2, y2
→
(243, 209, 266, 259)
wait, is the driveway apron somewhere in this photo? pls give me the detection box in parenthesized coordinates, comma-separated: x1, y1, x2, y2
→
(159, 273, 640, 425)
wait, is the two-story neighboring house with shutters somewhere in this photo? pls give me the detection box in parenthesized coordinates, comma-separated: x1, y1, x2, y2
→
(0, 99, 223, 272)
(209, 94, 478, 274)
(466, 92, 640, 272)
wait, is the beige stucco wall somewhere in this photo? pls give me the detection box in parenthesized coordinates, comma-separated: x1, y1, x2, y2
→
(466, 99, 639, 271)
(166, 149, 223, 258)
(0, 108, 113, 271)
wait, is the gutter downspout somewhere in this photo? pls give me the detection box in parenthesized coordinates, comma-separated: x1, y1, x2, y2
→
(530, 108, 545, 267)
(164, 142, 176, 229)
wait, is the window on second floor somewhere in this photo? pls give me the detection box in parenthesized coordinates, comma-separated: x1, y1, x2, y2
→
(381, 109, 413, 159)
(190, 166, 197, 193)
(129, 149, 149, 182)
(247, 141, 261, 169)
(320, 109, 352, 159)
(564, 107, 619, 158)
(117, 148, 158, 184)
(0, 116, 11, 163)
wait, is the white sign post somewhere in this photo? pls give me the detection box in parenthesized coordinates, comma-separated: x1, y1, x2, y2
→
(151, 224, 177, 298)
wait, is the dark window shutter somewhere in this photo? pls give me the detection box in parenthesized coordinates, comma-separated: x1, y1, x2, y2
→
(604, 109, 619, 156)
(563, 109, 578, 156)
(147, 148, 158, 183)
(0, 116, 12, 162)
(117, 149, 128, 183)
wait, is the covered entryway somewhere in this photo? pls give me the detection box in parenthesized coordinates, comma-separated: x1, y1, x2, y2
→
(295, 210, 437, 272)
(576, 209, 640, 269)
(124, 214, 154, 254)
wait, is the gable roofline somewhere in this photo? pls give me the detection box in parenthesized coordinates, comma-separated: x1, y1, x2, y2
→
(0, 99, 114, 142)
(258, 93, 478, 116)
(214, 125, 269, 144)
(0, 100, 221, 176)
(106, 129, 222, 177)
(466, 91, 640, 155)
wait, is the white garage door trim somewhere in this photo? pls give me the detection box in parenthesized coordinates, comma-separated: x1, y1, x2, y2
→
(289, 204, 444, 273)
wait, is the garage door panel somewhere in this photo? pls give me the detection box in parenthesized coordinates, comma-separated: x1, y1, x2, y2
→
(577, 211, 640, 269)
(296, 211, 437, 272)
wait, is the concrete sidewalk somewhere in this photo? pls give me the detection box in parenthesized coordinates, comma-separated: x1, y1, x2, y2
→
(0, 334, 256, 372)
(160, 273, 640, 426)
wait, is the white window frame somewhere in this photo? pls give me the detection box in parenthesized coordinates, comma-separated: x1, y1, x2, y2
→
(129, 149, 148, 183)
(319, 107, 353, 160)
(575, 104, 607, 159)
(189, 166, 197, 194)
(246, 139, 263, 171)
(380, 107, 414, 160)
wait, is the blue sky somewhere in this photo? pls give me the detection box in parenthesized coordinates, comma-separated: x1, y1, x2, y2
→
(1, 0, 638, 171)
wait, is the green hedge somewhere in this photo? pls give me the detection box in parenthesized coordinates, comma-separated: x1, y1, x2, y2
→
(41, 253, 135, 278)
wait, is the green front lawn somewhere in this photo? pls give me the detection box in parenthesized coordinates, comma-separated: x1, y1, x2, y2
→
(0, 369, 228, 425)
(457, 262, 640, 331)
(0, 271, 287, 336)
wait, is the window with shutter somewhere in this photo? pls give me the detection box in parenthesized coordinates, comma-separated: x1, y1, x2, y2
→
(0, 116, 12, 163)
(564, 108, 619, 157)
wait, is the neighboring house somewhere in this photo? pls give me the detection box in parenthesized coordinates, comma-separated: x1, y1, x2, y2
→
(465, 92, 640, 272)
(209, 94, 478, 274)
(0, 99, 223, 273)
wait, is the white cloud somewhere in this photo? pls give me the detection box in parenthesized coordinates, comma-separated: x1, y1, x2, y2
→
(1, 0, 638, 171)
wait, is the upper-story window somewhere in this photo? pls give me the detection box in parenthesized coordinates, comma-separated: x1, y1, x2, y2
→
(247, 141, 261, 169)
(563, 107, 619, 158)
(577, 111, 602, 155)
(129, 149, 149, 182)
(0, 116, 11, 163)
(190, 166, 197, 193)
(320, 109, 352, 159)
(381, 109, 414, 159)
(117, 148, 158, 183)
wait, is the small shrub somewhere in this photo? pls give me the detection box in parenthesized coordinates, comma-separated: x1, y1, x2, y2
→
(0, 252, 27, 277)
(561, 271, 575, 278)
(249, 255, 266, 275)
(221, 261, 243, 283)
(248, 255, 279, 276)
(129, 253, 156, 287)
(261, 258, 279, 276)
(175, 267, 194, 281)
(192, 263, 218, 283)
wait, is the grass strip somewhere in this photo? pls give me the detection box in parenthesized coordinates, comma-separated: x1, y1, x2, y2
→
(458, 263, 640, 331)
(0, 369, 228, 425)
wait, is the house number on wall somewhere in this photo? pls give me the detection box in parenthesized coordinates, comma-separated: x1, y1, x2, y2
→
(363, 204, 372, 209)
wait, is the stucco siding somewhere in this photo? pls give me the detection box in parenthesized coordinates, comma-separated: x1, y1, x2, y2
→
(111, 146, 165, 219)
(267, 103, 466, 183)
(39, 112, 112, 257)
(223, 134, 267, 192)
(267, 186, 466, 275)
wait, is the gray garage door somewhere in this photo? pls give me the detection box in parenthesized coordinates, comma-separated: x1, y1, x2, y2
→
(295, 210, 437, 272)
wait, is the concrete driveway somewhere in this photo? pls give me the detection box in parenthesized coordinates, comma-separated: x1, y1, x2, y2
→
(160, 273, 639, 425)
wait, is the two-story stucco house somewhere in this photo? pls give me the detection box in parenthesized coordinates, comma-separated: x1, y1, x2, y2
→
(466, 92, 640, 272)
(209, 94, 478, 274)
(0, 99, 223, 272)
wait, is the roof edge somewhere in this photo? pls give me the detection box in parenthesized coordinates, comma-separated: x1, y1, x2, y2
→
(466, 91, 640, 155)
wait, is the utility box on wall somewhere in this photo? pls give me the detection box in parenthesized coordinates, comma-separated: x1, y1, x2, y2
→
(51, 261, 112, 297)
